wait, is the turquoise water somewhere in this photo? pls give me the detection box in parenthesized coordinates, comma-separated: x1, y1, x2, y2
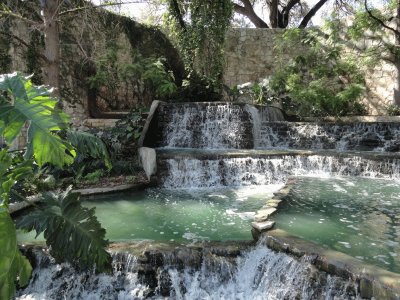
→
(18, 185, 282, 243)
(272, 176, 400, 273)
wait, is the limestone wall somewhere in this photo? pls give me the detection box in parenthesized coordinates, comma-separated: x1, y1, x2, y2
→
(223, 28, 398, 115)
(223, 29, 285, 88)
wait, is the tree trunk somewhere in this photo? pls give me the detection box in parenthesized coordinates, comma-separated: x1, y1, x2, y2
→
(394, 1, 400, 105)
(269, 0, 279, 28)
(42, 0, 61, 95)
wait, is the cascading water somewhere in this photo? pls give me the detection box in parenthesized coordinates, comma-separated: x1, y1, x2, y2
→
(258, 122, 400, 151)
(161, 155, 400, 188)
(16, 241, 359, 300)
(161, 103, 253, 149)
(158, 102, 285, 149)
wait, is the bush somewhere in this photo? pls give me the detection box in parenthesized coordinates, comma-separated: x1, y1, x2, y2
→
(270, 29, 366, 117)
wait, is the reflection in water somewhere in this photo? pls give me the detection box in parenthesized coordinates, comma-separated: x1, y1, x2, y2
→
(17, 185, 283, 243)
(272, 176, 400, 273)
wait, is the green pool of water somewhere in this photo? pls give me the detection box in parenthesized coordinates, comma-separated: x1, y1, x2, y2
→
(17, 185, 282, 243)
(272, 176, 400, 273)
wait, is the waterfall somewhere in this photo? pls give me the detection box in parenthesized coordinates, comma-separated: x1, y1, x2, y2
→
(161, 155, 400, 188)
(16, 241, 359, 300)
(162, 103, 253, 149)
(259, 122, 400, 151)
(245, 104, 261, 148)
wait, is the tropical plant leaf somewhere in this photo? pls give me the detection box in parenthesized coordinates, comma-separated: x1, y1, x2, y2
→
(0, 205, 32, 300)
(66, 130, 112, 170)
(0, 73, 76, 168)
(0, 149, 32, 206)
(17, 187, 112, 272)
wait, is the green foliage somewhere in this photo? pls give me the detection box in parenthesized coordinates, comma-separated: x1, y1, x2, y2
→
(17, 188, 111, 272)
(0, 73, 76, 168)
(234, 79, 281, 105)
(0, 205, 32, 299)
(270, 29, 366, 117)
(25, 29, 44, 85)
(326, 2, 400, 69)
(113, 109, 145, 141)
(67, 130, 112, 170)
(0, 73, 111, 299)
(142, 58, 177, 98)
(0, 19, 12, 73)
(172, 72, 222, 102)
(387, 104, 400, 116)
(165, 0, 233, 80)
(0, 150, 33, 206)
(87, 44, 177, 104)
(0, 150, 32, 299)
(83, 170, 104, 184)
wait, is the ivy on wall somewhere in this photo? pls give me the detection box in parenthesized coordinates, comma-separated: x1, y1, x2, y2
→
(0, 19, 12, 73)
(26, 29, 44, 85)
(166, 0, 233, 81)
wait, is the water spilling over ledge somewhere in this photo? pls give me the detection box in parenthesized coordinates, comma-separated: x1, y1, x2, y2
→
(157, 149, 400, 188)
(16, 241, 360, 299)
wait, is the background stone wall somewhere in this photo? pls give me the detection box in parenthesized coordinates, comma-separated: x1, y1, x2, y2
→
(223, 28, 398, 115)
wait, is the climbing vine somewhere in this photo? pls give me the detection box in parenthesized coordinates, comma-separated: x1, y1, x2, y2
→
(0, 19, 12, 73)
(26, 29, 44, 85)
(165, 0, 233, 80)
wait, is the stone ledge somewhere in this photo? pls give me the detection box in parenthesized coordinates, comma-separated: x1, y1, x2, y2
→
(303, 115, 400, 123)
(74, 182, 153, 197)
(251, 177, 297, 235)
(10, 182, 155, 215)
(261, 229, 400, 300)
(83, 118, 119, 128)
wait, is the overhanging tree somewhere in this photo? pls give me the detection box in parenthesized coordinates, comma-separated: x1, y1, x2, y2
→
(0, 0, 136, 93)
(232, 0, 350, 28)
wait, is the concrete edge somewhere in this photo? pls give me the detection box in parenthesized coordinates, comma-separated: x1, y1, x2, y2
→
(156, 148, 400, 161)
(10, 181, 156, 215)
(138, 100, 162, 147)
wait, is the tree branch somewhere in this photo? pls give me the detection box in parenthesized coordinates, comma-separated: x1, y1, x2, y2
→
(270, 0, 279, 28)
(168, 0, 186, 30)
(0, 10, 41, 27)
(363, 0, 400, 37)
(58, 1, 144, 17)
(280, 0, 300, 28)
(298, 0, 329, 28)
(0, 31, 49, 64)
(234, 0, 269, 28)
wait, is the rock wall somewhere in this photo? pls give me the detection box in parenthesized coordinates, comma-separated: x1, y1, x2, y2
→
(223, 28, 398, 115)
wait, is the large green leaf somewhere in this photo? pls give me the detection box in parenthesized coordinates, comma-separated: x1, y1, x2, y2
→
(0, 73, 75, 167)
(0, 205, 32, 300)
(67, 130, 112, 170)
(17, 187, 112, 272)
(0, 150, 32, 207)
